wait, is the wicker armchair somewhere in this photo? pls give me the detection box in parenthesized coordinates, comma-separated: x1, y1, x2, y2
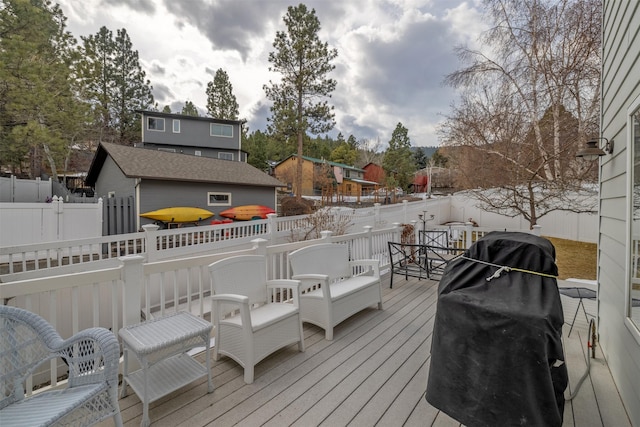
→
(0, 305, 123, 427)
(208, 255, 305, 384)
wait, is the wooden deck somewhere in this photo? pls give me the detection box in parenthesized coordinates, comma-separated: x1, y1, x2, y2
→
(103, 273, 631, 427)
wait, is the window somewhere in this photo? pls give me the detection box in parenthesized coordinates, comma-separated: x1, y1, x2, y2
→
(147, 117, 165, 131)
(218, 152, 234, 161)
(210, 123, 233, 137)
(157, 148, 176, 153)
(208, 192, 231, 206)
(344, 170, 351, 178)
(195, 150, 202, 156)
(629, 97, 640, 332)
(173, 119, 180, 133)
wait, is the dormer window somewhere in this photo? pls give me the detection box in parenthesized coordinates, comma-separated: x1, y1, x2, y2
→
(147, 117, 165, 131)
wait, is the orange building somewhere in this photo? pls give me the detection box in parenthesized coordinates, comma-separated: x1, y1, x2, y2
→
(274, 155, 377, 199)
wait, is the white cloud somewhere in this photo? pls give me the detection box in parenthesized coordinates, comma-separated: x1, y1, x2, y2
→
(57, 0, 484, 148)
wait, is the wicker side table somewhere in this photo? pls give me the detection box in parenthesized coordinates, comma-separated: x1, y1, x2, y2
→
(119, 311, 213, 427)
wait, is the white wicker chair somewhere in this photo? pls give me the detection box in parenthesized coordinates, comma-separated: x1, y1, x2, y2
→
(288, 243, 383, 340)
(208, 255, 305, 384)
(0, 305, 123, 427)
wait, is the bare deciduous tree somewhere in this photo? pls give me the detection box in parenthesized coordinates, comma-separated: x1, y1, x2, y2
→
(288, 207, 354, 242)
(439, 0, 601, 228)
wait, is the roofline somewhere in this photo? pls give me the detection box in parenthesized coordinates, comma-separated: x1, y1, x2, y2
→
(276, 154, 365, 172)
(130, 176, 286, 187)
(135, 110, 244, 126)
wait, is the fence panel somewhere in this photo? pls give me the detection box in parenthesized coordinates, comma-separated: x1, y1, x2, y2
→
(0, 176, 52, 202)
(104, 196, 136, 235)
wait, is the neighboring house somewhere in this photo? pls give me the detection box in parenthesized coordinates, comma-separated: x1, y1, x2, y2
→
(363, 163, 385, 187)
(137, 110, 247, 162)
(412, 174, 429, 193)
(274, 155, 377, 199)
(598, 2, 640, 424)
(85, 142, 284, 233)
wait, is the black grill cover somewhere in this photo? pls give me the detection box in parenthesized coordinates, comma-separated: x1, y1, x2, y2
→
(426, 231, 568, 427)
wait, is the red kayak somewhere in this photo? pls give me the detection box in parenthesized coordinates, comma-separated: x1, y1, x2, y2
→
(219, 205, 275, 220)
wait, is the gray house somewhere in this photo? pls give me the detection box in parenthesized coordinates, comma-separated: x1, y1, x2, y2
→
(86, 142, 284, 233)
(137, 110, 248, 162)
(597, 1, 640, 424)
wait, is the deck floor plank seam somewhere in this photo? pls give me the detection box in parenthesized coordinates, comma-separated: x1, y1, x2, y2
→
(219, 279, 438, 426)
(93, 273, 629, 427)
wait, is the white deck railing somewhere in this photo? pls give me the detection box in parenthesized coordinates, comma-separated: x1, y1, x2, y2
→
(0, 225, 409, 388)
(0, 198, 456, 275)
(0, 220, 546, 391)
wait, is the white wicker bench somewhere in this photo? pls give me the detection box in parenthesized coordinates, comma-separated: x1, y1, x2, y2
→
(0, 305, 122, 427)
(288, 243, 383, 340)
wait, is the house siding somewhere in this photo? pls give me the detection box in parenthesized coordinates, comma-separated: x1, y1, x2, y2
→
(141, 143, 247, 162)
(600, 1, 640, 424)
(94, 156, 136, 201)
(274, 157, 315, 196)
(140, 112, 242, 151)
(139, 180, 276, 225)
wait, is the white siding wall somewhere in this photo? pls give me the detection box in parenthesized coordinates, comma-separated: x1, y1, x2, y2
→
(600, 2, 640, 424)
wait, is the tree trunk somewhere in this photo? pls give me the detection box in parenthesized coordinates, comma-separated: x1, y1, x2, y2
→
(295, 131, 303, 201)
(42, 143, 59, 181)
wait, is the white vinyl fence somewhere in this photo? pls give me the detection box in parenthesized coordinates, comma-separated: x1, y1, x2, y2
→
(0, 175, 52, 202)
(0, 196, 103, 246)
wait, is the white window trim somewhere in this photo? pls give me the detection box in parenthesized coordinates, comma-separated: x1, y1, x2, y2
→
(173, 119, 180, 133)
(218, 152, 234, 161)
(147, 117, 165, 132)
(626, 93, 640, 344)
(210, 123, 233, 138)
(207, 192, 232, 206)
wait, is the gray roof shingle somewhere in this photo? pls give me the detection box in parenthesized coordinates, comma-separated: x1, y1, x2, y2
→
(87, 142, 284, 188)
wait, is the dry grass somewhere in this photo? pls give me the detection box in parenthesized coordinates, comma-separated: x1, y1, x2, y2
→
(545, 236, 597, 280)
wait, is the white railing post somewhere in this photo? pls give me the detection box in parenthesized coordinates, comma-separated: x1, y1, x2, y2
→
(96, 198, 104, 238)
(142, 224, 160, 261)
(392, 222, 402, 242)
(374, 203, 381, 228)
(119, 255, 145, 328)
(252, 238, 268, 255)
(411, 220, 419, 244)
(54, 196, 64, 241)
(532, 224, 542, 236)
(465, 222, 474, 248)
(363, 225, 373, 258)
(402, 199, 408, 224)
(267, 213, 277, 244)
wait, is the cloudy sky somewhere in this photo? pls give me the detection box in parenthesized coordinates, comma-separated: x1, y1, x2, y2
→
(57, 0, 487, 148)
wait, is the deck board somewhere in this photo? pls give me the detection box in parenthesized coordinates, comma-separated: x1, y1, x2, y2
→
(98, 273, 630, 427)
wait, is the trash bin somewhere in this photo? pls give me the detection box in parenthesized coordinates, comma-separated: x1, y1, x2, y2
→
(426, 231, 568, 427)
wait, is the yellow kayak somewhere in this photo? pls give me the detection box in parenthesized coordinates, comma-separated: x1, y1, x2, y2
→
(140, 207, 214, 223)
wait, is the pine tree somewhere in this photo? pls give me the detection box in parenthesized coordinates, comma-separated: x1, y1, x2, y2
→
(112, 29, 154, 145)
(382, 122, 416, 190)
(206, 69, 239, 120)
(181, 101, 199, 116)
(0, 0, 87, 179)
(80, 27, 154, 146)
(264, 3, 337, 200)
(79, 26, 117, 143)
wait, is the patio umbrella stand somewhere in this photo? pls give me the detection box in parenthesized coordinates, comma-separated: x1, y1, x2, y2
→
(426, 231, 568, 427)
